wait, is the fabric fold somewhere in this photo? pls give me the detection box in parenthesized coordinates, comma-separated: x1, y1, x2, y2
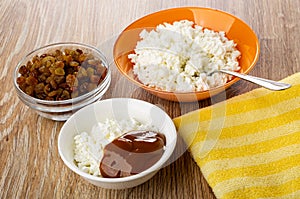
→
(173, 73, 300, 199)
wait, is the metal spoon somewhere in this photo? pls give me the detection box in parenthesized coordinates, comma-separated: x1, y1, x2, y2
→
(219, 69, 291, 91)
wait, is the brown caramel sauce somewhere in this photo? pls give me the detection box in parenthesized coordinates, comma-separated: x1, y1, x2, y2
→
(100, 130, 166, 178)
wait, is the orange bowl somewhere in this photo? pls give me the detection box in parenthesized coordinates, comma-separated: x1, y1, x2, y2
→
(113, 7, 260, 102)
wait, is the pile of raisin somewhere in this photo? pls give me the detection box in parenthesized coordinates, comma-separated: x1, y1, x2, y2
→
(16, 48, 107, 101)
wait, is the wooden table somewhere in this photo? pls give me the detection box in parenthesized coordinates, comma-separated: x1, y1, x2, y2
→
(1, 0, 299, 198)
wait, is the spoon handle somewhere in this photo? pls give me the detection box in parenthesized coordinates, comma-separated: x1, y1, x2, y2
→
(219, 69, 291, 91)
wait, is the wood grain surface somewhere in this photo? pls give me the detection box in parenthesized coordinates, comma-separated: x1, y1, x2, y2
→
(1, 0, 299, 198)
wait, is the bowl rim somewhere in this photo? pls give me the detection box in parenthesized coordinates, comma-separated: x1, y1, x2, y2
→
(58, 97, 178, 183)
(113, 6, 260, 97)
(13, 42, 111, 105)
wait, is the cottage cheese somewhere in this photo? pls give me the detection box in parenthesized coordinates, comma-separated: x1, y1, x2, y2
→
(128, 20, 241, 92)
(73, 118, 157, 176)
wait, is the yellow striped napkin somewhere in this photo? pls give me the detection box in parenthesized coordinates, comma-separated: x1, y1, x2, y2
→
(173, 73, 300, 199)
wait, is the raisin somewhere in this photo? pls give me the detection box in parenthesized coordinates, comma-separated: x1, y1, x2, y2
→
(25, 76, 38, 85)
(16, 47, 107, 100)
(54, 68, 65, 76)
(19, 65, 28, 75)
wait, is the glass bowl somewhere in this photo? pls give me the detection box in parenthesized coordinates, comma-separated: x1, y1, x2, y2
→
(13, 42, 111, 121)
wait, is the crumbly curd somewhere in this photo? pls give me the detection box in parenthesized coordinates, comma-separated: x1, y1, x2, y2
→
(73, 118, 157, 176)
(128, 20, 241, 92)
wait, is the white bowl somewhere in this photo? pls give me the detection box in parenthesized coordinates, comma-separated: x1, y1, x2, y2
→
(58, 98, 177, 189)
